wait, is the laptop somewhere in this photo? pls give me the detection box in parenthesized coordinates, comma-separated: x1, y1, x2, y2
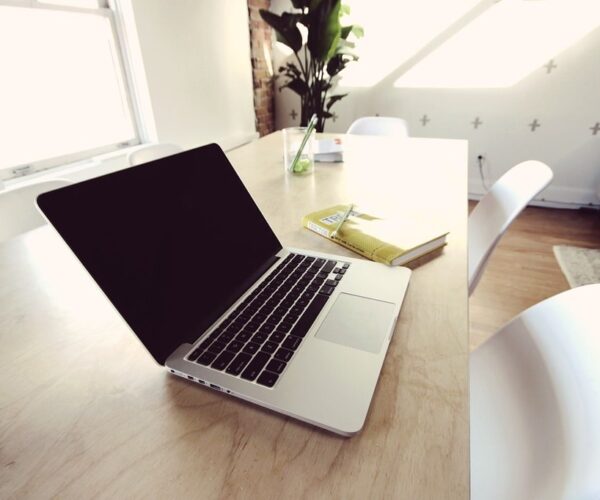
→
(36, 143, 411, 435)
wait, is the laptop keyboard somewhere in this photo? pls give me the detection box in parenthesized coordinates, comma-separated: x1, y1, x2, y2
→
(186, 253, 350, 388)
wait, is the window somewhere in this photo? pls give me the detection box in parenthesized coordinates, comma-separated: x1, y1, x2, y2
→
(0, 0, 141, 180)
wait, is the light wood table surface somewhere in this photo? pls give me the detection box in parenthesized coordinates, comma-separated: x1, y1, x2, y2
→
(0, 132, 468, 499)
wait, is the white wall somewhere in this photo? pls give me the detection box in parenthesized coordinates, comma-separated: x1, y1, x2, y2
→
(274, 17, 600, 207)
(131, 0, 257, 151)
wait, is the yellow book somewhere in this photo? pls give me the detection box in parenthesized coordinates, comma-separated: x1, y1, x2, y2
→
(302, 204, 448, 266)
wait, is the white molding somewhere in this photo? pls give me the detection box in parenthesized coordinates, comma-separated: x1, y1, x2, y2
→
(469, 177, 600, 209)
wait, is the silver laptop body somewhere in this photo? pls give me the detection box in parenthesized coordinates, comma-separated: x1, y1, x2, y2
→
(37, 144, 411, 436)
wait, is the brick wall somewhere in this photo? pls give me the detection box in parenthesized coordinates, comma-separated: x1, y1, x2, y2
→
(248, 0, 275, 137)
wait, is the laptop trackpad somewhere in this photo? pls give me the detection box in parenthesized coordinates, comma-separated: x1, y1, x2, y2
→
(315, 293, 395, 354)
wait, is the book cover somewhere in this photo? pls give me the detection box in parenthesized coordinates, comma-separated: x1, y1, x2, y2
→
(302, 204, 448, 266)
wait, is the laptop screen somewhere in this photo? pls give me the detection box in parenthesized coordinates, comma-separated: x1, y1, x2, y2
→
(37, 143, 282, 365)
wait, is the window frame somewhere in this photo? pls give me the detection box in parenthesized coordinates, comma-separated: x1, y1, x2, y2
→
(0, 0, 145, 181)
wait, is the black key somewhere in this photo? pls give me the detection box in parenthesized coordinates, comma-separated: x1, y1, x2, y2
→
(236, 331, 252, 342)
(335, 275, 342, 281)
(243, 342, 260, 355)
(297, 298, 309, 307)
(317, 271, 329, 279)
(261, 340, 278, 354)
(259, 322, 275, 334)
(198, 339, 213, 351)
(208, 340, 227, 353)
(283, 313, 299, 324)
(266, 359, 287, 374)
(197, 350, 218, 366)
(307, 285, 320, 293)
(270, 312, 284, 322)
(207, 331, 221, 342)
(211, 350, 236, 371)
(274, 348, 293, 362)
(325, 279, 338, 287)
(188, 347, 203, 361)
(315, 258, 326, 266)
(338, 268, 346, 275)
(278, 321, 293, 333)
(226, 352, 252, 376)
(219, 332, 235, 343)
(270, 331, 285, 343)
(257, 371, 279, 388)
(289, 294, 328, 338)
(282, 335, 302, 351)
(227, 340, 245, 352)
(332, 268, 339, 274)
(305, 256, 315, 263)
(245, 321, 261, 332)
(342, 263, 350, 269)
(241, 352, 271, 381)
(320, 285, 334, 296)
(251, 332, 268, 343)
(312, 277, 325, 286)
(322, 260, 336, 273)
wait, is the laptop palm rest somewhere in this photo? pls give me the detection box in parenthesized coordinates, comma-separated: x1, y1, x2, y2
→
(315, 293, 395, 354)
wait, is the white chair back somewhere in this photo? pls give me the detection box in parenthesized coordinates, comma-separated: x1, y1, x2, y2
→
(471, 284, 600, 500)
(127, 143, 183, 167)
(468, 160, 553, 294)
(346, 116, 409, 137)
(0, 179, 72, 243)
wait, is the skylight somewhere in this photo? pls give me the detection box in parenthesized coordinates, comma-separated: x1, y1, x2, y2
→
(394, 0, 600, 88)
(339, 0, 482, 87)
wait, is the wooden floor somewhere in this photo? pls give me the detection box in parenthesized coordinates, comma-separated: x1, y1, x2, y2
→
(469, 202, 600, 350)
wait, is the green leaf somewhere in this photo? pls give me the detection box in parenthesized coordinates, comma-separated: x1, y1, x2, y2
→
(326, 93, 348, 111)
(307, 0, 342, 62)
(341, 24, 364, 39)
(326, 54, 345, 76)
(340, 4, 351, 16)
(280, 78, 309, 96)
(259, 10, 302, 52)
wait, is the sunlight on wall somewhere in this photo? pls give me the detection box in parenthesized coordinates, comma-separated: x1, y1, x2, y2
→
(340, 0, 481, 87)
(394, 0, 600, 88)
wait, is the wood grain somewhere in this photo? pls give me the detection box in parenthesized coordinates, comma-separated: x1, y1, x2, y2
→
(0, 132, 469, 499)
(469, 201, 600, 350)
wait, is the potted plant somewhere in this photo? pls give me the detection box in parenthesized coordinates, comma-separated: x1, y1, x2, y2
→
(260, 0, 363, 132)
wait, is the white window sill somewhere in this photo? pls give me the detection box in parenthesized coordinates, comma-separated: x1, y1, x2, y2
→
(1, 131, 259, 191)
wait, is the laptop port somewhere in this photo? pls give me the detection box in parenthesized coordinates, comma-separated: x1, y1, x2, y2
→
(210, 384, 221, 391)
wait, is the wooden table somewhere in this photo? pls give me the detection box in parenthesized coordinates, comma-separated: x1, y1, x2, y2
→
(0, 132, 469, 499)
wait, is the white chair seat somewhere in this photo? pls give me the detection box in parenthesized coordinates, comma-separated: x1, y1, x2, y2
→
(346, 116, 409, 137)
(0, 179, 71, 243)
(471, 284, 600, 500)
(127, 143, 183, 166)
(468, 160, 553, 294)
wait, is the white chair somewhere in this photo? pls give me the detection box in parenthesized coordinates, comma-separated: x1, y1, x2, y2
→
(126, 143, 183, 167)
(471, 284, 600, 500)
(468, 160, 553, 295)
(0, 179, 71, 243)
(346, 116, 409, 137)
